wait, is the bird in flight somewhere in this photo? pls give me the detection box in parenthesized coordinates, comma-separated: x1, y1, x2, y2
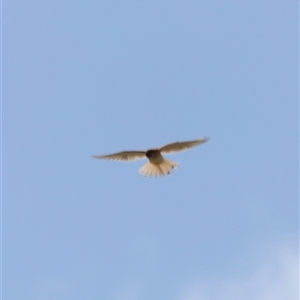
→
(94, 138, 208, 177)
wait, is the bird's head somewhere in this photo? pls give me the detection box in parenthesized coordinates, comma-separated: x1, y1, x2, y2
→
(145, 149, 158, 159)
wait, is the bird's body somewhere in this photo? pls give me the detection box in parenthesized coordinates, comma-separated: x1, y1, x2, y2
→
(141, 149, 177, 176)
(94, 138, 208, 177)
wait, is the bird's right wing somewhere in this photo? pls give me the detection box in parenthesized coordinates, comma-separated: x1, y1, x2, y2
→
(160, 138, 209, 154)
(93, 151, 146, 162)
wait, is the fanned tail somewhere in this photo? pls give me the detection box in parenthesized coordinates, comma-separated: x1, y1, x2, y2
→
(139, 159, 178, 177)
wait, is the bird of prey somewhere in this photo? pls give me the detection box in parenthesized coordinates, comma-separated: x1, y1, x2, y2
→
(94, 138, 208, 177)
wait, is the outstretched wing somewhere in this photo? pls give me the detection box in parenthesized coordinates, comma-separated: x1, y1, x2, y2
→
(159, 138, 208, 154)
(93, 151, 146, 162)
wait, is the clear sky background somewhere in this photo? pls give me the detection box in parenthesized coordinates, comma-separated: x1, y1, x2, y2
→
(4, 1, 298, 300)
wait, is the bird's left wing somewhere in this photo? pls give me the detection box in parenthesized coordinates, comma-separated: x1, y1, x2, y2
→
(160, 138, 208, 154)
(93, 151, 146, 162)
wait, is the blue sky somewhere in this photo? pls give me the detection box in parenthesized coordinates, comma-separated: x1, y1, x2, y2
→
(4, 1, 298, 300)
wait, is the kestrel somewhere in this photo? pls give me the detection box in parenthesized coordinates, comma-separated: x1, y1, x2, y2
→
(94, 138, 208, 177)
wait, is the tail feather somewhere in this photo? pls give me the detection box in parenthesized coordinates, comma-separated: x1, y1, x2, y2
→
(139, 159, 178, 177)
